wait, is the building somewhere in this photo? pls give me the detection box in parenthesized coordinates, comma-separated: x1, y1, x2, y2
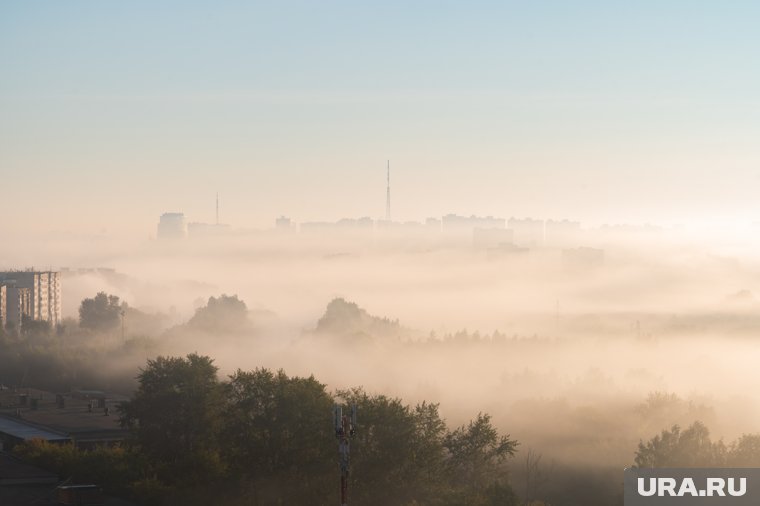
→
(0, 388, 129, 452)
(0, 271, 62, 328)
(156, 212, 186, 239)
(187, 222, 230, 238)
(441, 214, 506, 233)
(473, 227, 514, 249)
(0, 286, 5, 329)
(562, 247, 605, 267)
(508, 218, 545, 247)
(4, 286, 31, 328)
(300, 217, 374, 233)
(545, 219, 581, 247)
(275, 216, 294, 232)
(425, 217, 442, 232)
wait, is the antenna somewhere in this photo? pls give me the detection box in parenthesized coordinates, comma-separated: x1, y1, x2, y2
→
(216, 193, 219, 226)
(335, 403, 357, 506)
(385, 160, 391, 222)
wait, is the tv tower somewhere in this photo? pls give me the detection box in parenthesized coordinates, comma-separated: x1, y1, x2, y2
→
(385, 160, 391, 222)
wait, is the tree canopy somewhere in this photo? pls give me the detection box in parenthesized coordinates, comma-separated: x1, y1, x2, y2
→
(635, 421, 726, 467)
(316, 298, 402, 341)
(187, 294, 248, 332)
(113, 354, 520, 505)
(79, 292, 122, 331)
(119, 354, 225, 485)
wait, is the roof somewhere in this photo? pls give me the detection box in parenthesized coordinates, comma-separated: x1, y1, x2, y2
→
(0, 416, 69, 443)
(0, 451, 58, 485)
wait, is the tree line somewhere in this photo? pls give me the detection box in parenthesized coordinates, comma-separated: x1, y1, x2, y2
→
(15, 353, 520, 506)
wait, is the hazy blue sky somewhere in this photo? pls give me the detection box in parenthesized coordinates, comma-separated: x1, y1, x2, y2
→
(2, 1, 760, 236)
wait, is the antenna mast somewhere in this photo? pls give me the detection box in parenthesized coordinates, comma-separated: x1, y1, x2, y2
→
(334, 404, 357, 506)
(385, 160, 391, 222)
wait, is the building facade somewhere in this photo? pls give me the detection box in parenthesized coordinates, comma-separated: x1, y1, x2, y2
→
(0, 285, 5, 329)
(157, 212, 187, 239)
(0, 271, 62, 328)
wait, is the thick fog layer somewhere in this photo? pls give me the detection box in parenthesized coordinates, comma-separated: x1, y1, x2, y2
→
(4, 226, 760, 478)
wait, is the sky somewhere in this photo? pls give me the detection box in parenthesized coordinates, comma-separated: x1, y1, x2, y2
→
(2, 1, 760, 237)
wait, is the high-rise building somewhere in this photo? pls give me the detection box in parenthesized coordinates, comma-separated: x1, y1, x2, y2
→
(157, 212, 186, 239)
(187, 222, 230, 238)
(473, 227, 514, 249)
(0, 285, 5, 329)
(545, 219, 581, 247)
(508, 218, 545, 247)
(5, 285, 32, 327)
(275, 216, 294, 232)
(441, 214, 506, 232)
(0, 271, 62, 327)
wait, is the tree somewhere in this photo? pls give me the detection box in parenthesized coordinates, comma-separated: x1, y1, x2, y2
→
(222, 368, 335, 503)
(635, 421, 727, 468)
(13, 439, 146, 495)
(315, 298, 401, 341)
(79, 292, 122, 331)
(728, 434, 760, 466)
(119, 354, 225, 485)
(188, 294, 248, 332)
(482, 481, 521, 506)
(21, 315, 51, 339)
(336, 388, 450, 505)
(524, 449, 552, 504)
(443, 413, 519, 492)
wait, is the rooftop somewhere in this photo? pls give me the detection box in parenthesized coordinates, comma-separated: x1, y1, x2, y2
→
(0, 416, 69, 443)
(0, 451, 58, 485)
(0, 388, 129, 445)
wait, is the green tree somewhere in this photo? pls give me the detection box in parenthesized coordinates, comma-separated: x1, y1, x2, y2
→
(635, 421, 727, 468)
(337, 388, 451, 505)
(79, 292, 122, 331)
(482, 481, 521, 506)
(223, 368, 335, 503)
(188, 294, 248, 332)
(20, 315, 52, 340)
(119, 354, 225, 485)
(315, 298, 401, 341)
(443, 413, 519, 493)
(728, 434, 760, 466)
(13, 439, 146, 495)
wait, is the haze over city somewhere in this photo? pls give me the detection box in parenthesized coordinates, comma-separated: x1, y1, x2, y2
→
(3, 2, 760, 506)
(4, 1, 760, 238)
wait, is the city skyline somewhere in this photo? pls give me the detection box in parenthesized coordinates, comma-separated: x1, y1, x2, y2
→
(3, 2, 760, 238)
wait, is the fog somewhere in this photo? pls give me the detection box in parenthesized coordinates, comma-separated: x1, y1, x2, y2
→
(4, 225, 760, 493)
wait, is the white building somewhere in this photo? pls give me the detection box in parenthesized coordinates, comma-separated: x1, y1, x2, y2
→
(157, 212, 186, 239)
(0, 271, 62, 328)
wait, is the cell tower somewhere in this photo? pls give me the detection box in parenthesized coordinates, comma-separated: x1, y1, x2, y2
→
(334, 404, 357, 506)
(385, 160, 391, 222)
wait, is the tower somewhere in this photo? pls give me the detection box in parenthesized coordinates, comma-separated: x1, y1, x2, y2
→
(385, 160, 391, 222)
(334, 404, 357, 506)
(216, 193, 219, 226)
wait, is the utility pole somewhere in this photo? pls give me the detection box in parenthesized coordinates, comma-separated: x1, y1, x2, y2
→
(334, 404, 357, 506)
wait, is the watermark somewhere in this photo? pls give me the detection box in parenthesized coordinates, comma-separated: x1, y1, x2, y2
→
(624, 468, 760, 505)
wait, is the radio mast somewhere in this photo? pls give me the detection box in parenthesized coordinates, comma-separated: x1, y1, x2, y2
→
(334, 404, 357, 506)
(385, 160, 391, 222)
